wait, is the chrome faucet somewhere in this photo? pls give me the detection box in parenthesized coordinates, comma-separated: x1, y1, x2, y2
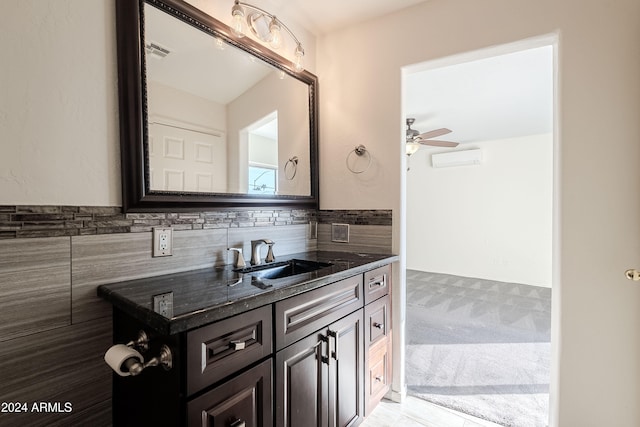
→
(250, 239, 275, 265)
(227, 247, 246, 268)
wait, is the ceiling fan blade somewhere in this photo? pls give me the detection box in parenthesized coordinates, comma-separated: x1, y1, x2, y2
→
(418, 140, 459, 147)
(416, 128, 452, 140)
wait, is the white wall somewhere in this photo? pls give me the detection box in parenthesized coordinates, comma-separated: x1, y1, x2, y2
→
(317, 1, 640, 426)
(407, 134, 553, 287)
(0, 0, 317, 207)
(1, 0, 120, 205)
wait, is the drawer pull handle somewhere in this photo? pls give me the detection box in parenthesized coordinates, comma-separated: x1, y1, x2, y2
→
(373, 322, 384, 330)
(230, 340, 246, 351)
(369, 276, 386, 290)
(230, 419, 246, 427)
(375, 376, 384, 382)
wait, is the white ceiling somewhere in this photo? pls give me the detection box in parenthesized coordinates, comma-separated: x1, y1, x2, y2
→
(405, 45, 554, 145)
(250, 0, 430, 35)
(149, 1, 553, 145)
(274, 0, 554, 145)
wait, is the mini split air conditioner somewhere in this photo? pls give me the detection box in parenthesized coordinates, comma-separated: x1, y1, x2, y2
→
(431, 149, 482, 168)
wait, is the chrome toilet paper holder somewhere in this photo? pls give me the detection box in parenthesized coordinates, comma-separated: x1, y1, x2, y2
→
(126, 344, 173, 377)
(105, 330, 173, 377)
(126, 330, 150, 353)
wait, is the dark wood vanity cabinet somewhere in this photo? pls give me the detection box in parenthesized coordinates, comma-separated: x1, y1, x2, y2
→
(363, 265, 392, 416)
(110, 263, 392, 427)
(112, 305, 273, 427)
(273, 275, 365, 426)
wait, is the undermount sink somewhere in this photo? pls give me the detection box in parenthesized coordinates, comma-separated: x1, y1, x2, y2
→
(235, 259, 333, 280)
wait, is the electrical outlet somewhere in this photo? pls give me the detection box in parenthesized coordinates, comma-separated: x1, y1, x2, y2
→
(153, 292, 174, 317)
(153, 227, 173, 257)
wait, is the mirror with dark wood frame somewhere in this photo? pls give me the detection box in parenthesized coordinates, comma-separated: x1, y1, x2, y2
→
(116, 0, 318, 211)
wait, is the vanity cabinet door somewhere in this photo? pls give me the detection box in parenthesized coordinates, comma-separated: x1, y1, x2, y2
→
(275, 309, 364, 427)
(328, 309, 364, 427)
(276, 331, 330, 427)
(187, 359, 272, 427)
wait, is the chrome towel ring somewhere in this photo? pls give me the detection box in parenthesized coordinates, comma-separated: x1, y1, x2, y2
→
(346, 144, 371, 174)
(284, 156, 298, 180)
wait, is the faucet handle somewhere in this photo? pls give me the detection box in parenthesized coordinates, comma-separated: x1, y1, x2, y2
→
(227, 247, 246, 268)
(265, 243, 276, 263)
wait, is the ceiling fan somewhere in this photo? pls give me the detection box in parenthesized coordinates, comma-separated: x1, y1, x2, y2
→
(406, 118, 459, 147)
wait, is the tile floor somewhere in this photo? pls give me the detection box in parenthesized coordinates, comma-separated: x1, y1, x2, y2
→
(362, 396, 502, 427)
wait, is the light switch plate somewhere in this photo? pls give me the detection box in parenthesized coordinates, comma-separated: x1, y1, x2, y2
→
(153, 227, 173, 257)
(331, 223, 350, 243)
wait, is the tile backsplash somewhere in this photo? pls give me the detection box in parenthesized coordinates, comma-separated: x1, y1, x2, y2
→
(0, 205, 392, 426)
(0, 205, 317, 239)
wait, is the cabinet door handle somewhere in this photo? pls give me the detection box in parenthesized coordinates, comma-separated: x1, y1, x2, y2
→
(230, 340, 246, 351)
(375, 376, 384, 382)
(317, 336, 329, 365)
(230, 419, 246, 427)
(327, 329, 338, 361)
(373, 322, 384, 330)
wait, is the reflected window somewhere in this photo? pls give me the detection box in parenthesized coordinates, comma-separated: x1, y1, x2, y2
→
(248, 165, 277, 194)
(247, 112, 278, 195)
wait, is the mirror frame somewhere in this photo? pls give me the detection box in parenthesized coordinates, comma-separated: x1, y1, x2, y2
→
(115, 0, 319, 211)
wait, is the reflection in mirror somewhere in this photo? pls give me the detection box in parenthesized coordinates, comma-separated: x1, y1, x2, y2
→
(144, 1, 311, 197)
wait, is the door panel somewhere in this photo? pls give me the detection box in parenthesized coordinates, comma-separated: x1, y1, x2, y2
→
(276, 331, 329, 427)
(328, 309, 364, 427)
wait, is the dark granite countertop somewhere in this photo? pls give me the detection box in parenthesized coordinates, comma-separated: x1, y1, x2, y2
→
(97, 250, 398, 335)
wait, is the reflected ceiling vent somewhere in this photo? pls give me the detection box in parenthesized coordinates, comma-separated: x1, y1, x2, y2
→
(145, 42, 170, 59)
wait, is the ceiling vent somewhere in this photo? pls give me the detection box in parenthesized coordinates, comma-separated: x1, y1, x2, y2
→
(145, 42, 170, 59)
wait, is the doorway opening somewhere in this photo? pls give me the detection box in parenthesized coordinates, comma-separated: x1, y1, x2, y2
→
(401, 36, 557, 427)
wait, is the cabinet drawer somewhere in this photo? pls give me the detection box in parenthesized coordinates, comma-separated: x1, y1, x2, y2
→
(187, 305, 272, 395)
(275, 275, 363, 351)
(187, 358, 272, 427)
(364, 264, 391, 304)
(365, 295, 390, 346)
(365, 337, 391, 416)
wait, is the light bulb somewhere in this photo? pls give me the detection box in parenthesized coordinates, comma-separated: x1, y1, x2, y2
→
(269, 19, 282, 49)
(293, 43, 304, 72)
(231, 2, 245, 38)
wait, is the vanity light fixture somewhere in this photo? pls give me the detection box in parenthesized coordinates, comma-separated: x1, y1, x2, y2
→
(231, 0, 305, 72)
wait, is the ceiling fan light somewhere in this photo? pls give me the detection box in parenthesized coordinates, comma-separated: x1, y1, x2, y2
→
(406, 142, 420, 156)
